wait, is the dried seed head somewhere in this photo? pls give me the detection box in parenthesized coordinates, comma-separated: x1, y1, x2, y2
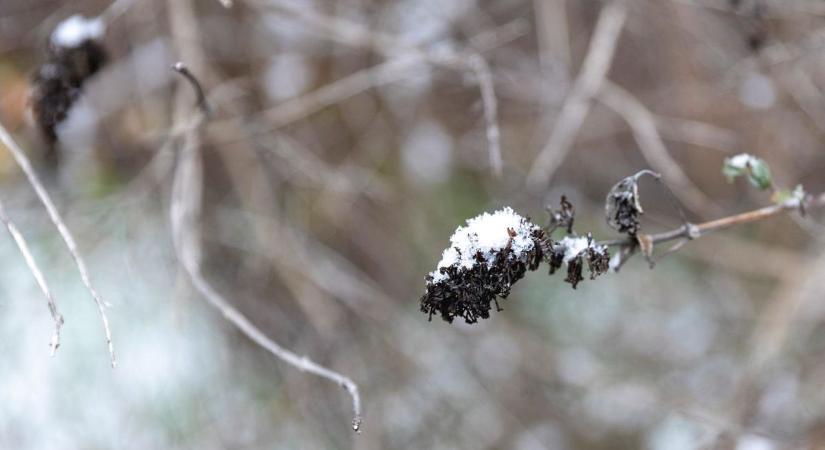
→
(421, 205, 612, 324)
(605, 176, 643, 235)
(31, 15, 107, 144)
(546, 195, 575, 234)
(554, 235, 609, 288)
(586, 245, 610, 280)
(421, 208, 545, 323)
(565, 256, 584, 289)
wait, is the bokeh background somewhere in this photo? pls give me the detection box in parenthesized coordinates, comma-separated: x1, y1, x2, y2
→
(2, 0, 825, 449)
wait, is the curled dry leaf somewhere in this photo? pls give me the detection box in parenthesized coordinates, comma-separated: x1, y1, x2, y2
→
(605, 175, 644, 236)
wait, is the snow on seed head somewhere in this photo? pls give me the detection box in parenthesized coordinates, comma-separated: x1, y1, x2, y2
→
(421, 207, 545, 323)
(429, 207, 541, 283)
(51, 15, 105, 48)
(727, 153, 757, 170)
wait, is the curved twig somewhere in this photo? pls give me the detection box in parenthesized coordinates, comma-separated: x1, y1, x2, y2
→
(169, 63, 363, 431)
(0, 199, 64, 356)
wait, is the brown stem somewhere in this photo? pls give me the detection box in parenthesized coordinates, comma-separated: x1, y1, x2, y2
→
(599, 192, 825, 249)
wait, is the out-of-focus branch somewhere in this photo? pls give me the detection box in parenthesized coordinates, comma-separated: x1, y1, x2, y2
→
(597, 81, 719, 216)
(0, 122, 116, 367)
(169, 63, 363, 432)
(0, 199, 64, 356)
(246, 0, 504, 176)
(526, 0, 627, 190)
(654, 116, 739, 153)
(211, 18, 526, 137)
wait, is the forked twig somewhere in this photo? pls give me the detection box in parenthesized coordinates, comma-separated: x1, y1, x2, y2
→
(0, 122, 115, 367)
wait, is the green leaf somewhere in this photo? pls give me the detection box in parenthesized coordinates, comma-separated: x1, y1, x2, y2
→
(722, 154, 773, 190)
(746, 159, 772, 190)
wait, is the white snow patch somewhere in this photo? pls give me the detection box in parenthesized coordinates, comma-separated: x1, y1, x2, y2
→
(51, 15, 105, 48)
(727, 153, 758, 170)
(429, 207, 539, 283)
(557, 236, 605, 263)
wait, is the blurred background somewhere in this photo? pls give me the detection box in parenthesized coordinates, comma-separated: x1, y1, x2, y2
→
(1, 0, 825, 448)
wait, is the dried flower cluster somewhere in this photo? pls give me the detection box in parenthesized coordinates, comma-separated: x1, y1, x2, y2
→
(420, 203, 610, 324)
(421, 208, 545, 323)
(31, 15, 107, 145)
(546, 235, 609, 289)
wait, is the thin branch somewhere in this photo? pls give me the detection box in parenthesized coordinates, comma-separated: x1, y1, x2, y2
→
(599, 193, 825, 250)
(259, 56, 424, 128)
(173, 62, 210, 116)
(0, 122, 115, 367)
(0, 199, 64, 356)
(467, 53, 503, 177)
(526, 0, 627, 190)
(654, 116, 739, 153)
(169, 64, 363, 432)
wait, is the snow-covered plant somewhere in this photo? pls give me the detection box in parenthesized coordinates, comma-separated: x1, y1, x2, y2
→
(421, 156, 819, 325)
(420, 205, 609, 323)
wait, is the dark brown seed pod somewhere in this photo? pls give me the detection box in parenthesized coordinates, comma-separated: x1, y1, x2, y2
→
(30, 15, 107, 144)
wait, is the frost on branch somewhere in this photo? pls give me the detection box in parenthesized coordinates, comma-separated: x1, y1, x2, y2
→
(421, 208, 545, 323)
(31, 15, 108, 145)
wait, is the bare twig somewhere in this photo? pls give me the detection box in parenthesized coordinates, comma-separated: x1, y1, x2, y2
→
(597, 81, 719, 215)
(0, 122, 115, 367)
(259, 56, 425, 129)
(526, 0, 627, 190)
(0, 199, 64, 356)
(654, 116, 739, 153)
(599, 192, 825, 252)
(169, 63, 363, 431)
(467, 53, 503, 177)
(173, 62, 210, 116)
